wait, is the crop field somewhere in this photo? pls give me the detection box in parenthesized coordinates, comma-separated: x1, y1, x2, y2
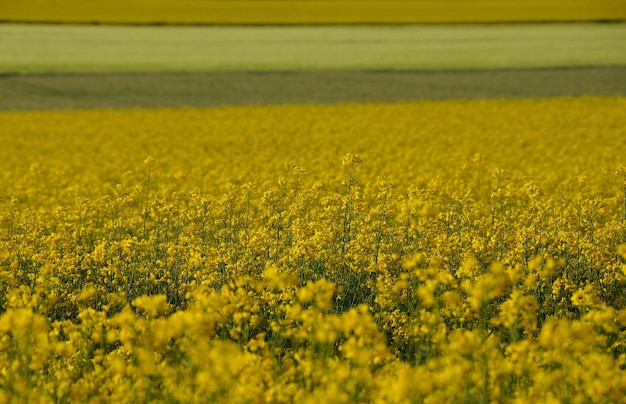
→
(1, 98, 626, 402)
(2, 0, 626, 401)
(1, 23, 625, 110)
(1, 0, 625, 24)
(3, 67, 626, 111)
(2, 23, 626, 73)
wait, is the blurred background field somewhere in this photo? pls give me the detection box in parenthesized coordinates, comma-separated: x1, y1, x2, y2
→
(2, 68, 626, 111)
(2, 0, 625, 110)
(1, 22, 625, 110)
(1, 0, 625, 24)
(2, 23, 625, 73)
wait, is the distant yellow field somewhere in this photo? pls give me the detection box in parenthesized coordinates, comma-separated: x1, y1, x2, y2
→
(0, 0, 624, 24)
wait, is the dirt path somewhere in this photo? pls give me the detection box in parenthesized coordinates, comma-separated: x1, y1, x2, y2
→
(1, 66, 624, 110)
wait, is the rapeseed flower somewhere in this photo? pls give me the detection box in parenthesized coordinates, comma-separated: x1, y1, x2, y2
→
(0, 97, 625, 401)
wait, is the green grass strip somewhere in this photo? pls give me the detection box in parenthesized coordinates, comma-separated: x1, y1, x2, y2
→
(1, 0, 625, 24)
(2, 23, 625, 73)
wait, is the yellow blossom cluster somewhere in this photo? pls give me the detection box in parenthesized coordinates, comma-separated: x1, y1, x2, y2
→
(1, 97, 626, 401)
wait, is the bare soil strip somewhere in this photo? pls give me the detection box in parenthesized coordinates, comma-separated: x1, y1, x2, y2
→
(1, 66, 624, 111)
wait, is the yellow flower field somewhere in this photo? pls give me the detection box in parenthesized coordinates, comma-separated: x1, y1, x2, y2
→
(1, 97, 626, 402)
(2, 0, 624, 25)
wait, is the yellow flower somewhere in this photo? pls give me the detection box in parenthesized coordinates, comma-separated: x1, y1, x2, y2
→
(132, 294, 171, 317)
(499, 289, 539, 333)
